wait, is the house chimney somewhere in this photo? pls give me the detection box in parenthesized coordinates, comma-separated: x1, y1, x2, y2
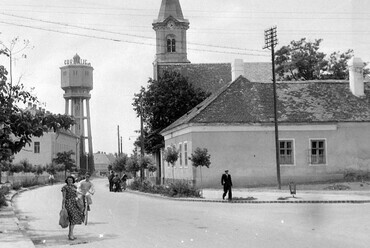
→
(232, 59, 244, 81)
(348, 57, 364, 97)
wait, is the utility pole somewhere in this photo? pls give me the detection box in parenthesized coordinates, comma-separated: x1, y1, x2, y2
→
(140, 99, 144, 179)
(117, 125, 120, 157)
(120, 136, 123, 155)
(263, 26, 281, 189)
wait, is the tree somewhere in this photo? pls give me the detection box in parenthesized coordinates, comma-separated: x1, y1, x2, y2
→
(33, 165, 45, 182)
(132, 71, 210, 154)
(275, 38, 370, 81)
(325, 49, 354, 80)
(19, 159, 34, 173)
(275, 38, 328, 81)
(139, 155, 154, 177)
(53, 150, 75, 178)
(126, 156, 140, 178)
(112, 154, 128, 175)
(0, 44, 75, 179)
(164, 144, 179, 181)
(189, 147, 211, 195)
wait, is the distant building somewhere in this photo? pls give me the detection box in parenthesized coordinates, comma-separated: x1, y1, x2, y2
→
(13, 118, 79, 168)
(94, 152, 116, 176)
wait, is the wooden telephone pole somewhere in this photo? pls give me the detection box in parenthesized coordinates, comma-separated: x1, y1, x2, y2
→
(263, 26, 281, 189)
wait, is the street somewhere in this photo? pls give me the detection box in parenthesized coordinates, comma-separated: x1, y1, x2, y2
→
(13, 178, 370, 248)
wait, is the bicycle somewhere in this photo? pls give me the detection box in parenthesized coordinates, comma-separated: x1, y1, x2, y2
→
(82, 194, 92, 225)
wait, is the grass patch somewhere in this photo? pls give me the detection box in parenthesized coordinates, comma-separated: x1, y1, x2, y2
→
(323, 184, 351, 191)
(232, 196, 257, 201)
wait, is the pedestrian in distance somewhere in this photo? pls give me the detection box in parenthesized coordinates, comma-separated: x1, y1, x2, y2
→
(221, 170, 233, 200)
(61, 176, 85, 240)
(49, 173, 55, 185)
(121, 173, 128, 191)
(112, 174, 121, 192)
(108, 171, 114, 192)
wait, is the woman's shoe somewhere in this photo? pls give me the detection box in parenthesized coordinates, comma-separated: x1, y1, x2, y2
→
(68, 235, 75, 240)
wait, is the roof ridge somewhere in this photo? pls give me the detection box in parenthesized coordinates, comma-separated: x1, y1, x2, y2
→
(161, 76, 247, 133)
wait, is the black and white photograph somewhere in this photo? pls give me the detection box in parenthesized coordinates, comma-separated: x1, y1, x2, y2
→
(1, 0, 370, 247)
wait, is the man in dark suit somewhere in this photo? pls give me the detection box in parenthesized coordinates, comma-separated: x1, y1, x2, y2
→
(221, 170, 232, 200)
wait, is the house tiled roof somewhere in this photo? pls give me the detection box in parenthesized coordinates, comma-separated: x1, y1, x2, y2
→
(161, 76, 370, 133)
(158, 63, 232, 94)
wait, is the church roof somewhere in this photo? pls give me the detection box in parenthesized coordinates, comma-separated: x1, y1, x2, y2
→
(158, 63, 232, 94)
(161, 77, 370, 134)
(155, 0, 187, 22)
(158, 62, 272, 94)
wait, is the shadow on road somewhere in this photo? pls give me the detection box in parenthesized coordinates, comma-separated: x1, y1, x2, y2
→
(31, 232, 118, 246)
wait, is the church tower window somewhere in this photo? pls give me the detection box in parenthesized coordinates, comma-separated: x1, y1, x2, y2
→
(167, 38, 176, 53)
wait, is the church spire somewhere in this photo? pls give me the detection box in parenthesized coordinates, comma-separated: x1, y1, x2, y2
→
(155, 0, 185, 22)
(152, 0, 190, 66)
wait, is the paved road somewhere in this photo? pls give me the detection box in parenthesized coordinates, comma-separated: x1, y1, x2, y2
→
(13, 178, 370, 248)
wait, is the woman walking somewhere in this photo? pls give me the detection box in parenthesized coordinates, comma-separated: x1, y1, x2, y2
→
(61, 176, 85, 240)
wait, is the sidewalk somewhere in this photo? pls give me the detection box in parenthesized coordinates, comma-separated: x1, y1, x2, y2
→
(128, 187, 370, 203)
(0, 189, 36, 248)
(199, 188, 370, 203)
(1, 187, 370, 248)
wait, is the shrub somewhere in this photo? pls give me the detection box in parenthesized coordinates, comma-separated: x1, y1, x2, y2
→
(344, 169, 370, 182)
(0, 186, 10, 207)
(167, 181, 201, 197)
(12, 182, 22, 190)
(129, 178, 200, 198)
(21, 177, 39, 188)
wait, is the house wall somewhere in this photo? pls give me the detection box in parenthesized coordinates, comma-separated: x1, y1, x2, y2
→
(163, 122, 370, 188)
(13, 132, 78, 167)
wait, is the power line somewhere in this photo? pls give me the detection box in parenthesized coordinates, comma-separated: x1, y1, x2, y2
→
(2, 8, 370, 20)
(2, 4, 369, 15)
(0, 20, 269, 57)
(0, 12, 268, 53)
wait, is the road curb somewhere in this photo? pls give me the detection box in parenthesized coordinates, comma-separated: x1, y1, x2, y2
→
(1, 185, 43, 248)
(125, 189, 370, 204)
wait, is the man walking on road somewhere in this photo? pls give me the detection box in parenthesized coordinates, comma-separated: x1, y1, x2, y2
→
(221, 170, 232, 200)
(108, 171, 114, 192)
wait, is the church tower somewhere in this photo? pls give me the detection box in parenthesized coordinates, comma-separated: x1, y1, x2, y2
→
(153, 0, 190, 78)
(60, 54, 94, 174)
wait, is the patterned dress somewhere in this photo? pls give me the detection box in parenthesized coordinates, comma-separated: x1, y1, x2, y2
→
(61, 184, 84, 225)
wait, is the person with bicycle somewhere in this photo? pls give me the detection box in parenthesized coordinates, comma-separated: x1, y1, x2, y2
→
(77, 173, 95, 212)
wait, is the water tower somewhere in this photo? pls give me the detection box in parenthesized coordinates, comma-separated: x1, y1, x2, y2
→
(60, 54, 94, 173)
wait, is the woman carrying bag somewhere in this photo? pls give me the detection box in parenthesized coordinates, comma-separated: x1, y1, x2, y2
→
(61, 176, 85, 240)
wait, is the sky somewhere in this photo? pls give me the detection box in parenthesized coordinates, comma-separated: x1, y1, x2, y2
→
(0, 0, 369, 155)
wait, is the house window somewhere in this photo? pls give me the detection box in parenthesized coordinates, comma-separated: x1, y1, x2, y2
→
(167, 38, 176, 52)
(184, 142, 188, 167)
(279, 140, 294, 165)
(34, 142, 40, 153)
(179, 143, 183, 167)
(310, 139, 326, 164)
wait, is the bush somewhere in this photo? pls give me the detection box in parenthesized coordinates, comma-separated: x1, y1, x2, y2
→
(21, 177, 39, 188)
(129, 178, 200, 198)
(167, 181, 201, 197)
(12, 182, 22, 190)
(0, 186, 10, 207)
(344, 170, 370, 182)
